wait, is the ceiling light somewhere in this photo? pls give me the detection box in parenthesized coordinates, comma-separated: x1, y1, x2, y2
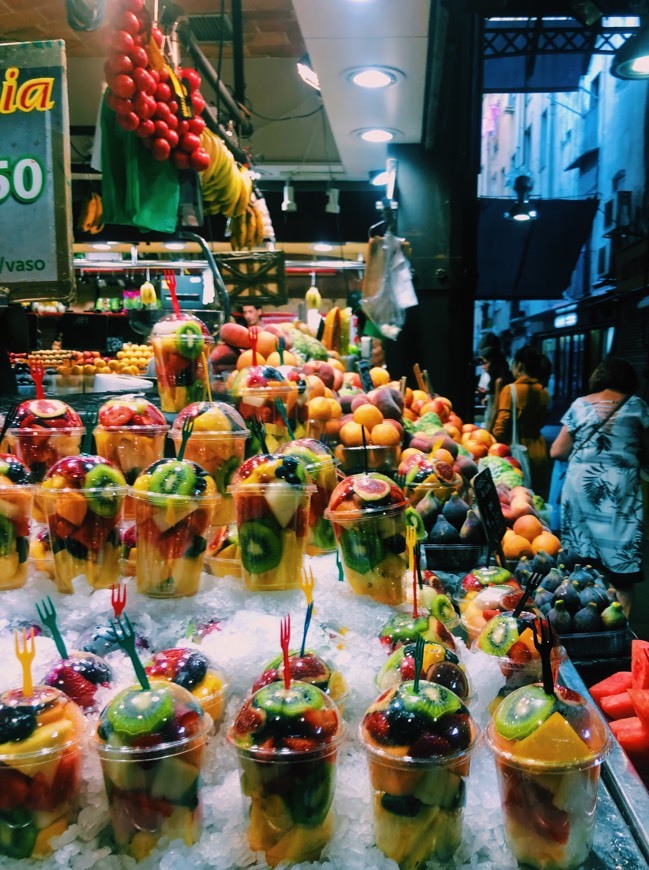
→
(347, 67, 400, 89)
(165, 242, 186, 251)
(313, 243, 333, 252)
(282, 181, 297, 213)
(297, 56, 320, 91)
(504, 175, 538, 222)
(91, 243, 112, 250)
(611, 26, 649, 78)
(358, 128, 395, 143)
(325, 188, 340, 214)
(369, 170, 388, 186)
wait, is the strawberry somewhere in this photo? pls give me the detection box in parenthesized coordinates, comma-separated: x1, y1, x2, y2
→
(409, 733, 452, 758)
(283, 736, 316, 752)
(146, 648, 189, 680)
(45, 664, 97, 708)
(0, 768, 30, 810)
(400, 655, 417, 681)
(251, 668, 279, 693)
(364, 710, 391, 744)
(303, 707, 338, 739)
(233, 704, 266, 735)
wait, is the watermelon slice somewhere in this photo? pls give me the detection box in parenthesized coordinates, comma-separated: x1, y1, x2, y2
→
(631, 640, 649, 689)
(589, 671, 633, 704)
(628, 689, 649, 728)
(610, 716, 649, 773)
(600, 691, 635, 721)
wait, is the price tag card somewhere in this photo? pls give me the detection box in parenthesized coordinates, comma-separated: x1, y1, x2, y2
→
(472, 467, 507, 559)
(0, 41, 73, 301)
(357, 359, 374, 393)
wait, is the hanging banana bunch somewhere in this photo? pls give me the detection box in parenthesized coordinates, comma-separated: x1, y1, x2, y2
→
(77, 191, 104, 235)
(200, 128, 253, 218)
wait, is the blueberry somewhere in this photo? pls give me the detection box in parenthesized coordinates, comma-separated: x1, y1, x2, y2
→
(77, 657, 112, 685)
(275, 466, 288, 480)
(0, 705, 37, 742)
(283, 457, 298, 470)
(286, 474, 301, 485)
(174, 652, 208, 690)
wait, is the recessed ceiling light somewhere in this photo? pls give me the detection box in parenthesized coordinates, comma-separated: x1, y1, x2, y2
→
(91, 243, 112, 251)
(347, 67, 401, 89)
(369, 170, 388, 186)
(357, 128, 395, 143)
(313, 243, 333, 252)
(165, 242, 186, 251)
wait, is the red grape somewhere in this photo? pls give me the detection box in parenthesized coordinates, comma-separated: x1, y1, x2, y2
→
(135, 118, 155, 138)
(155, 82, 172, 102)
(111, 96, 133, 115)
(134, 92, 155, 119)
(117, 111, 140, 131)
(167, 99, 179, 115)
(130, 46, 148, 68)
(151, 26, 164, 47)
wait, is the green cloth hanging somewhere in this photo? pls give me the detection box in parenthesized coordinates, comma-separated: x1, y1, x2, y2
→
(100, 96, 180, 234)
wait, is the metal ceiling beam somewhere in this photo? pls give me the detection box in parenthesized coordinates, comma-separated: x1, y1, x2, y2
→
(484, 23, 638, 57)
(458, 1, 643, 14)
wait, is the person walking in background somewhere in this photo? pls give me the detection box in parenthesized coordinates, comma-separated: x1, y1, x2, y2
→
(492, 344, 551, 498)
(481, 345, 514, 431)
(550, 357, 649, 616)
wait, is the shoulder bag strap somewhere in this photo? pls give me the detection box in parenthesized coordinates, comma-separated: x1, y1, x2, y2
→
(571, 394, 631, 456)
(511, 384, 519, 445)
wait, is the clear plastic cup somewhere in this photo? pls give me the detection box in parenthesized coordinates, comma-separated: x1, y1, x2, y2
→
(8, 428, 85, 484)
(460, 584, 526, 644)
(233, 382, 299, 452)
(149, 313, 213, 413)
(29, 525, 55, 578)
(130, 491, 219, 598)
(486, 684, 611, 869)
(229, 482, 314, 591)
(39, 487, 126, 593)
(0, 685, 86, 859)
(0, 482, 32, 590)
(96, 683, 212, 860)
(228, 684, 344, 867)
(333, 443, 401, 476)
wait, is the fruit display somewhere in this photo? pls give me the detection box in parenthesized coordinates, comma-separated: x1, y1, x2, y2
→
(460, 584, 526, 643)
(170, 401, 249, 525)
(486, 683, 610, 869)
(55, 345, 154, 386)
(399, 455, 465, 509)
(150, 312, 213, 412)
(227, 365, 299, 451)
(475, 612, 565, 708)
(229, 454, 314, 591)
(378, 613, 457, 654)
(360, 681, 477, 867)
(0, 684, 86, 858)
(43, 651, 113, 712)
(376, 641, 470, 700)
(94, 398, 168, 518)
(331, 384, 404, 474)
(8, 399, 84, 483)
(325, 472, 409, 605)
(0, 453, 33, 589)
(131, 458, 219, 597)
(204, 524, 242, 579)
(496, 486, 558, 560)
(455, 564, 519, 611)
(273, 438, 338, 555)
(228, 190, 272, 251)
(251, 650, 349, 709)
(145, 647, 228, 729)
(96, 681, 212, 859)
(40, 455, 127, 593)
(228, 681, 343, 867)
(478, 453, 527, 490)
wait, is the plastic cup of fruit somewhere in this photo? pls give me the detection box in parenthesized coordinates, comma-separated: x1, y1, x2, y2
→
(360, 681, 478, 869)
(251, 650, 349, 712)
(145, 648, 229, 732)
(130, 458, 220, 598)
(204, 524, 242, 579)
(149, 312, 214, 413)
(334, 443, 401, 476)
(8, 398, 84, 485)
(169, 402, 249, 526)
(460, 584, 526, 645)
(325, 473, 408, 606)
(274, 438, 339, 556)
(229, 461, 315, 592)
(230, 367, 299, 451)
(486, 683, 611, 869)
(0, 453, 33, 589)
(29, 527, 55, 577)
(475, 611, 567, 710)
(43, 650, 113, 714)
(94, 396, 169, 519)
(376, 640, 471, 702)
(378, 612, 458, 654)
(39, 455, 127, 594)
(0, 684, 86, 859)
(95, 681, 212, 860)
(228, 681, 344, 867)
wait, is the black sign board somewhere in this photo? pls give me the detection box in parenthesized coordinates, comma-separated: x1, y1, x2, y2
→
(472, 467, 507, 563)
(357, 359, 374, 393)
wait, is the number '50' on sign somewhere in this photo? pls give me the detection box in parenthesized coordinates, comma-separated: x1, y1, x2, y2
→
(0, 156, 44, 204)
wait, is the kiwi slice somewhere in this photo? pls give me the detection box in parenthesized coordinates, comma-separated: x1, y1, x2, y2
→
(352, 475, 391, 502)
(83, 464, 125, 518)
(175, 321, 205, 359)
(399, 682, 462, 721)
(0, 516, 15, 559)
(107, 686, 175, 739)
(213, 456, 240, 495)
(477, 614, 519, 656)
(253, 682, 324, 716)
(494, 685, 557, 740)
(148, 461, 197, 505)
(340, 526, 385, 574)
(429, 594, 457, 625)
(239, 519, 282, 574)
(405, 507, 426, 542)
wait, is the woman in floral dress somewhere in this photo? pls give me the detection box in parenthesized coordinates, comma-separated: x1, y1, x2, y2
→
(550, 357, 649, 615)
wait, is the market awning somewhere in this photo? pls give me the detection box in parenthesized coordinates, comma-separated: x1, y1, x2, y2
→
(476, 197, 598, 300)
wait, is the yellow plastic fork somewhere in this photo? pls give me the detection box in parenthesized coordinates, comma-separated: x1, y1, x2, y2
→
(300, 566, 315, 606)
(406, 524, 417, 575)
(15, 628, 35, 698)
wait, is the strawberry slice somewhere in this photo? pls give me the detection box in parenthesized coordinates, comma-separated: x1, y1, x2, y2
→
(364, 710, 391, 744)
(146, 648, 188, 680)
(233, 704, 266, 735)
(46, 664, 97, 708)
(100, 405, 134, 427)
(0, 768, 30, 810)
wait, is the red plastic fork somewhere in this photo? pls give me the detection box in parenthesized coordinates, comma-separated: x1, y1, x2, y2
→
(111, 582, 127, 618)
(163, 269, 180, 316)
(249, 326, 259, 367)
(29, 358, 45, 400)
(280, 614, 291, 690)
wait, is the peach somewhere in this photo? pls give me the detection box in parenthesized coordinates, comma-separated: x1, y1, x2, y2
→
(256, 330, 278, 359)
(448, 413, 464, 430)
(431, 448, 455, 465)
(351, 394, 370, 412)
(236, 349, 266, 370)
(532, 532, 562, 556)
(370, 422, 401, 447)
(369, 366, 390, 387)
(383, 418, 404, 440)
(510, 486, 533, 502)
(332, 369, 345, 392)
(266, 350, 297, 367)
(429, 397, 451, 422)
(329, 358, 345, 372)
(502, 533, 534, 560)
(513, 515, 544, 543)
(339, 421, 371, 447)
(470, 428, 495, 447)
(488, 443, 511, 458)
(305, 375, 326, 398)
(327, 399, 342, 419)
(400, 447, 424, 464)
(462, 423, 479, 434)
(443, 424, 462, 442)
(411, 390, 429, 404)
(353, 404, 384, 431)
(344, 372, 362, 389)
(464, 440, 489, 459)
(324, 418, 342, 437)
(308, 397, 332, 422)
(510, 496, 535, 520)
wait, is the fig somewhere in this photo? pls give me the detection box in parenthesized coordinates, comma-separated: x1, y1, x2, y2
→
(578, 584, 610, 612)
(540, 566, 566, 594)
(552, 580, 581, 615)
(573, 602, 602, 633)
(529, 550, 556, 576)
(415, 491, 440, 531)
(442, 493, 470, 532)
(548, 599, 573, 634)
(601, 601, 628, 630)
(428, 515, 461, 544)
(459, 509, 486, 545)
(352, 475, 391, 502)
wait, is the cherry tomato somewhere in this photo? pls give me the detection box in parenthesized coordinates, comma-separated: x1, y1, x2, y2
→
(154, 101, 172, 122)
(130, 46, 148, 68)
(158, 66, 170, 83)
(178, 119, 190, 136)
(179, 132, 200, 153)
(152, 137, 171, 161)
(134, 92, 155, 119)
(173, 150, 190, 170)
(151, 26, 164, 47)
(111, 30, 135, 55)
(189, 147, 210, 172)
(136, 118, 155, 138)
(153, 119, 170, 139)
(166, 129, 179, 149)
(149, 68, 160, 85)
(167, 114, 178, 131)
(111, 96, 133, 115)
(105, 53, 133, 75)
(167, 99, 179, 116)
(117, 111, 140, 132)
(112, 74, 136, 100)
(133, 67, 155, 95)
(155, 82, 172, 102)
(190, 91, 206, 114)
(188, 117, 205, 136)
(105, 92, 118, 111)
(181, 68, 201, 91)
(118, 10, 140, 34)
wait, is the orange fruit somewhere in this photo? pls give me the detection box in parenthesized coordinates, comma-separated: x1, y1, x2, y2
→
(236, 349, 266, 370)
(512, 515, 544, 543)
(327, 399, 342, 419)
(502, 533, 534, 560)
(323, 418, 342, 437)
(353, 403, 384, 431)
(431, 448, 455, 465)
(370, 422, 401, 447)
(411, 390, 429, 404)
(339, 421, 371, 447)
(329, 358, 345, 372)
(305, 375, 326, 398)
(532, 531, 562, 556)
(369, 367, 390, 387)
(308, 397, 332, 422)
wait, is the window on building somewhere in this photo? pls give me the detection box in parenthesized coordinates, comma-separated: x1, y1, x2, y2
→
(597, 245, 608, 276)
(604, 198, 614, 228)
(523, 126, 532, 168)
(613, 170, 626, 192)
(540, 110, 548, 170)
